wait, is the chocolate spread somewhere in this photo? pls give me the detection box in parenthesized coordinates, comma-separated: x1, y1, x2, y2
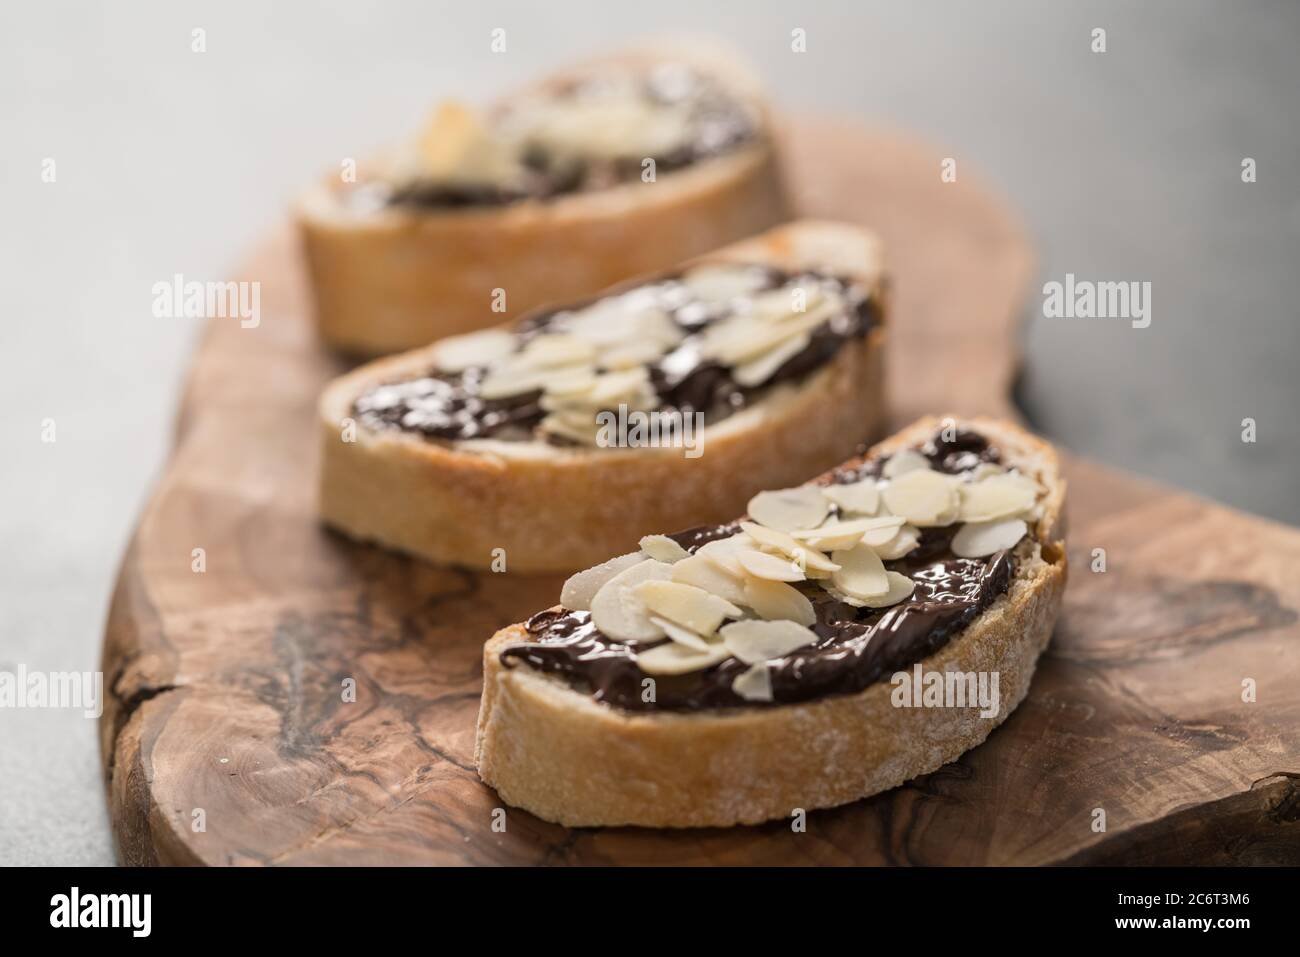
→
(353, 267, 880, 444)
(500, 430, 1022, 711)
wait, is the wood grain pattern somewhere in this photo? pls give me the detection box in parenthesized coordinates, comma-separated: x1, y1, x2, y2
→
(100, 117, 1300, 865)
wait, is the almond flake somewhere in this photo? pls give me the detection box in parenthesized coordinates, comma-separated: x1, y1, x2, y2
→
(589, 559, 675, 643)
(636, 639, 731, 676)
(681, 264, 769, 302)
(750, 284, 829, 321)
(598, 339, 669, 370)
(882, 448, 930, 479)
(739, 522, 839, 573)
(648, 616, 710, 651)
(670, 553, 749, 607)
(874, 524, 921, 560)
(634, 580, 742, 636)
(881, 469, 958, 527)
(639, 534, 690, 563)
(560, 551, 644, 610)
(791, 515, 904, 551)
(693, 534, 754, 576)
(958, 474, 1039, 523)
(830, 543, 890, 599)
(821, 479, 880, 516)
(433, 329, 517, 372)
(539, 366, 598, 397)
(747, 486, 829, 532)
(538, 412, 600, 445)
(743, 577, 816, 626)
(515, 333, 596, 370)
(579, 367, 650, 405)
(721, 619, 818, 664)
(854, 571, 915, 608)
(731, 662, 773, 702)
(704, 303, 835, 365)
(737, 548, 806, 582)
(951, 518, 1028, 558)
(478, 366, 552, 400)
(731, 332, 812, 388)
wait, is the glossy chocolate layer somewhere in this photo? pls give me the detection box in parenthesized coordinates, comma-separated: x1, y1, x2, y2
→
(353, 267, 880, 444)
(500, 430, 1023, 711)
(382, 64, 759, 210)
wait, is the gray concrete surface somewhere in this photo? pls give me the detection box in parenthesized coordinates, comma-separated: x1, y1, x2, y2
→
(1, 1, 1295, 865)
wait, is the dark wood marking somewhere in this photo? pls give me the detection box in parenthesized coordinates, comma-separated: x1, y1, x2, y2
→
(100, 118, 1300, 865)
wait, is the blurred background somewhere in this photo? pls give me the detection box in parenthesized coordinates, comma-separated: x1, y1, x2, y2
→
(1, 0, 1296, 864)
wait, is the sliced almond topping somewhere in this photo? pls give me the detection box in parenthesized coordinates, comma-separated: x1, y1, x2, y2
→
(882, 448, 930, 479)
(731, 662, 774, 702)
(432, 329, 517, 372)
(537, 411, 601, 445)
(703, 303, 835, 365)
(951, 518, 1028, 558)
(639, 534, 690, 564)
(743, 577, 816, 626)
(478, 366, 551, 400)
(560, 551, 645, 611)
(515, 333, 597, 370)
(958, 474, 1039, 523)
(671, 552, 749, 607)
(739, 521, 839, 574)
(750, 284, 829, 321)
(648, 616, 710, 651)
(418, 102, 489, 178)
(821, 479, 880, 516)
(747, 486, 830, 532)
(874, 524, 921, 560)
(881, 468, 958, 527)
(731, 332, 812, 388)
(737, 548, 806, 582)
(968, 463, 1004, 482)
(598, 339, 669, 370)
(721, 619, 818, 664)
(694, 533, 754, 576)
(568, 302, 681, 350)
(634, 580, 742, 637)
(589, 559, 675, 643)
(538, 366, 598, 397)
(830, 543, 890, 599)
(587, 368, 655, 409)
(791, 515, 904, 551)
(854, 571, 915, 608)
(681, 264, 769, 302)
(636, 638, 731, 676)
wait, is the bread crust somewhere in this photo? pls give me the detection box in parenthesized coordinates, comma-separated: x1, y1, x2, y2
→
(298, 46, 791, 356)
(319, 220, 888, 573)
(474, 416, 1068, 827)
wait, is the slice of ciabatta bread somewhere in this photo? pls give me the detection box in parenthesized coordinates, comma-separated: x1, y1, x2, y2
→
(319, 220, 888, 573)
(474, 416, 1066, 827)
(298, 41, 790, 356)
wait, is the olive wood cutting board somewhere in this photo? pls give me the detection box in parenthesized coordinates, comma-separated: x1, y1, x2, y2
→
(100, 117, 1300, 865)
